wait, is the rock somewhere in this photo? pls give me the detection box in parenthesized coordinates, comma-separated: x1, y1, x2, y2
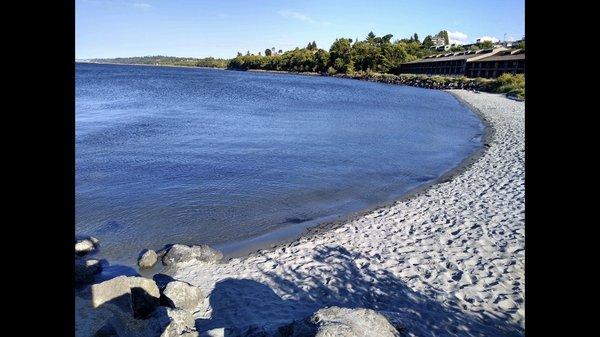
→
(153, 273, 175, 290)
(76, 238, 97, 256)
(279, 307, 400, 337)
(91, 276, 160, 319)
(162, 244, 223, 266)
(91, 276, 132, 312)
(162, 280, 203, 311)
(145, 307, 199, 337)
(130, 278, 162, 319)
(138, 249, 158, 269)
(498, 299, 517, 310)
(75, 259, 102, 284)
(161, 308, 199, 337)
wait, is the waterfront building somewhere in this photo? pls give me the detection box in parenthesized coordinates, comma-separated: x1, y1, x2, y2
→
(400, 48, 525, 78)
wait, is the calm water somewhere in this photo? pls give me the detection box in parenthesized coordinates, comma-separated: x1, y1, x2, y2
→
(76, 63, 483, 265)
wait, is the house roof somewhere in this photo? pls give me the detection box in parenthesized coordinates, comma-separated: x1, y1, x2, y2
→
(404, 47, 523, 64)
(474, 49, 525, 62)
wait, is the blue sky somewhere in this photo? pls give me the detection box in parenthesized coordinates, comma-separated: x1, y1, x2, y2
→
(76, 0, 525, 59)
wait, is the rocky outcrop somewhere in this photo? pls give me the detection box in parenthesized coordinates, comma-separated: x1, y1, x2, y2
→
(161, 244, 223, 266)
(91, 276, 161, 319)
(279, 307, 401, 337)
(76, 237, 100, 256)
(161, 281, 203, 311)
(138, 249, 158, 269)
(334, 73, 495, 92)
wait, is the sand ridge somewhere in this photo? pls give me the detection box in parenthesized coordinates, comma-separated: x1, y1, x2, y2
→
(172, 90, 525, 337)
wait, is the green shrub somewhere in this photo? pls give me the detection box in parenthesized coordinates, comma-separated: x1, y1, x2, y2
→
(493, 73, 525, 98)
(507, 88, 525, 99)
(496, 73, 524, 87)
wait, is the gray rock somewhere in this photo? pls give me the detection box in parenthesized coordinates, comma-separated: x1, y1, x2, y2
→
(91, 276, 160, 319)
(138, 249, 158, 269)
(279, 307, 400, 337)
(145, 307, 199, 337)
(162, 244, 223, 266)
(76, 238, 97, 256)
(162, 281, 203, 311)
(75, 259, 102, 284)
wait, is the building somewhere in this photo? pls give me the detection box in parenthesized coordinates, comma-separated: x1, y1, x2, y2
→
(400, 48, 525, 78)
(431, 35, 446, 48)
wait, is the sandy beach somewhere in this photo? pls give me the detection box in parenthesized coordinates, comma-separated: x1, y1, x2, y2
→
(154, 90, 526, 336)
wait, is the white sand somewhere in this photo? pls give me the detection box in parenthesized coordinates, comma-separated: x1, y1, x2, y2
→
(171, 90, 525, 337)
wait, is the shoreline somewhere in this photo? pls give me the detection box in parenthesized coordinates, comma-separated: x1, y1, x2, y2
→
(215, 89, 492, 261)
(171, 90, 525, 336)
(76, 61, 226, 71)
(78, 62, 491, 265)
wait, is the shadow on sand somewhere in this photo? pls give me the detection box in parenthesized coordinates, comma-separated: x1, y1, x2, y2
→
(197, 245, 524, 337)
(79, 245, 522, 337)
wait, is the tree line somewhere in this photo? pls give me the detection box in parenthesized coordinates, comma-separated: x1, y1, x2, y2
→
(90, 56, 228, 68)
(86, 30, 523, 75)
(227, 31, 454, 75)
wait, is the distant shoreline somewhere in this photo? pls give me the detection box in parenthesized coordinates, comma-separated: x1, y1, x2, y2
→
(76, 61, 226, 71)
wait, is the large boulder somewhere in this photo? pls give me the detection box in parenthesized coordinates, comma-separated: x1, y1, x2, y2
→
(75, 259, 102, 284)
(279, 307, 400, 337)
(161, 244, 223, 266)
(91, 276, 160, 319)
(145, 307, 199, 337)
(138, 249, 158, 269)
(76, 237, 99, 256)
(161, 281, 203, 311)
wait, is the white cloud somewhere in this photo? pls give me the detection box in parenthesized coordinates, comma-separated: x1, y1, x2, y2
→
(447, 31, 468, 45)
(277, 10, 315, 24)
(476, 36, 499, 43)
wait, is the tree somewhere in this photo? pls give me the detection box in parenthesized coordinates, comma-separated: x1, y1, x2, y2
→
(278, 49, 283, 54)
(479, 40, 494, 49)
(314, 49, 330, 72)
(227, 31, 435, 74)
(413, 33, 419, 43)
(381, 34, 393, 43)
(437, 30, 449, 45)
(329, 38, 353, 72)
(367, 31, 376, 42)
(422, 35, 433, 48)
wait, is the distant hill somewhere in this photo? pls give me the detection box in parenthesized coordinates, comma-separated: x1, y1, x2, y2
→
(88, 56, 229, 68)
